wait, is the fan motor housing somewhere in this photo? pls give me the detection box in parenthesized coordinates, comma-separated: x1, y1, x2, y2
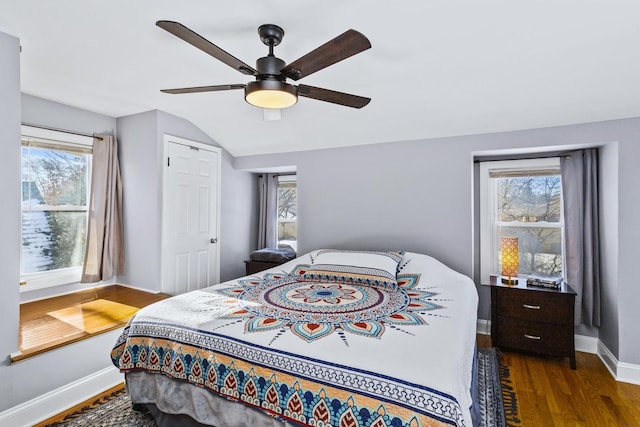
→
(256, 56, 286, 77)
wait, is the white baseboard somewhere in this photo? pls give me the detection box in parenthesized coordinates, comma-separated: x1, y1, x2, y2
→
(477, 319, 640, 384)
(114, 282, 164, 294)
(0, 366, 123, 427)
(597, 341, 640, 385)
(598, 340, 619, 379)
(575, 334, 599, 354)
(617, 362, 640, 385)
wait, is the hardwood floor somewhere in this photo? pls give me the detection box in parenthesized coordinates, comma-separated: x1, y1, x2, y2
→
(477, 334, 640, 426)
(16, 285, 169, 362)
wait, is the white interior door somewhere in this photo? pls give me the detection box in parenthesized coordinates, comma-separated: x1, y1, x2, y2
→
(162, 137, 220, 295)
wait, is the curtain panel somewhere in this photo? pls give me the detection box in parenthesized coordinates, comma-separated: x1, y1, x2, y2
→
(560, 148, 601, 327)
(81, 134, 124, 282)
(257, 173, 278, 249)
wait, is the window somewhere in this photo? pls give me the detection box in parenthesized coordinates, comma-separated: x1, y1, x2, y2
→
(21, 126, 92, 290)
(276, 175, 296, 251)
(479, 158, 564, 284)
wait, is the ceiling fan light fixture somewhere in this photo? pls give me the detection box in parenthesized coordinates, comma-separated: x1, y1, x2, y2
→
(157, 21, 371, 109)
(245, 80, 298, 109)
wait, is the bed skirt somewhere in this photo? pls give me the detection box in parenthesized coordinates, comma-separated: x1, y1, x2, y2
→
(126, 371, 305, 427)
(127, 368, 480, 427)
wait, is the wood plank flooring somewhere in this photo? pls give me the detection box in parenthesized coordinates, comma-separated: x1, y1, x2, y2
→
(477, 334, 640, 426)
(16, 285, 169, 362)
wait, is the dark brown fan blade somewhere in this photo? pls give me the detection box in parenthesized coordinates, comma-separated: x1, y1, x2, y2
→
(161, 84, 245, 94)
(298, 84, 370, 108)
(281, 29, 371, 81)
(156, 20, 257, 76)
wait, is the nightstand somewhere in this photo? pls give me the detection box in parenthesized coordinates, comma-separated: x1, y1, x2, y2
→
(490, 278, 577, 369)
(244, 260, 284, 275)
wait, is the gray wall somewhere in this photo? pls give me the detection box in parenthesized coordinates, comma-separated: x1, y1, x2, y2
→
(0, 30, 23, 407)
(117, 110, 256, 290)
(22, 93, 117, 136)
(116, 110, 163, 290)
(236, 119, 640, 366)
(218, 158, 258, 280)
(615, 135, 640, 365)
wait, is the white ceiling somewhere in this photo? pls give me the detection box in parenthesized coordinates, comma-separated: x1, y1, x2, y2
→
(2, 1, 640, 157)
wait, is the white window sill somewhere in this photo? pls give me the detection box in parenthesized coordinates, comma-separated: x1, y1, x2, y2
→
(20, 267, 83, 292)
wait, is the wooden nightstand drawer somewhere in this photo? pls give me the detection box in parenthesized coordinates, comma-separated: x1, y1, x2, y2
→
(497, 317, 574, 357)
(245, 260, 284, 275)
(490, 281, 577, 369)
(496, 288, 573, 325)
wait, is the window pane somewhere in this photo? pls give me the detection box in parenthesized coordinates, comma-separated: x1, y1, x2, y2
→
(498, 226, 563, 277)
(22, 143, 90, 277)
(479, 158, 564, 284)
(22, 210, 87, 273)
(496, 176, 561, 223)
(277, 183, 296, 249)
(23, 147, 88, 207)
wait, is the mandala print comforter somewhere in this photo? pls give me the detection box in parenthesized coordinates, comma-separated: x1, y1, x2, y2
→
(111, 251, 479, 427)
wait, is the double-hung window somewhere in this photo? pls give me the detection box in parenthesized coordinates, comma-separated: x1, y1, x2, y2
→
(20, 126, 93, 290)
(479, 158, 564, 284)
(277, 175, 297, 251)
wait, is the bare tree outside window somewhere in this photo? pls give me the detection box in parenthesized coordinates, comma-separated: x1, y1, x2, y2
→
(277, 187, 296, 220)
(277, 180, 296, 250)
(496, 175, 563, 277)
(21, 145, 90, 274)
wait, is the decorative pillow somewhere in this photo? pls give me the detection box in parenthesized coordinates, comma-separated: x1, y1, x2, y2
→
(298, 250, 403, 290)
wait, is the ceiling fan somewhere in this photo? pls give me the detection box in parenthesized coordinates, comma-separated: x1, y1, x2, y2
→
(156, 21, 372, 109)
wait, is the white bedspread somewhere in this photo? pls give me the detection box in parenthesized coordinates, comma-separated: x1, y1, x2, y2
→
(112, 251, 479, 427)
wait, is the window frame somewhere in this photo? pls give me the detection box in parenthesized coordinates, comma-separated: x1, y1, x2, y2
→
(479, 157, 565, 285)
(20, 125, 93, 291)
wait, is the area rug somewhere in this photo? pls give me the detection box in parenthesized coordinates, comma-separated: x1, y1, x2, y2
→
(44, 388, 155, 427)
(46, 348, 519, 427)
(477, 347, 522, 427)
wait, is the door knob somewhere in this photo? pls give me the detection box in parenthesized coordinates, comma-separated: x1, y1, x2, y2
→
(210, 238, 217, 244)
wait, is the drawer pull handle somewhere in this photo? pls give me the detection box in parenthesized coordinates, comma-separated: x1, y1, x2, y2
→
(524, 334, 541, 340)
(523, 304, 541, 310)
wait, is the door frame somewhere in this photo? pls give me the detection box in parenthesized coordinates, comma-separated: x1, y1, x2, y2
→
(160, 134, 222, 293)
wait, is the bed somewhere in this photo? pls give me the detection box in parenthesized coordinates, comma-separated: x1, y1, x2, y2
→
(111, 250, 479, 427)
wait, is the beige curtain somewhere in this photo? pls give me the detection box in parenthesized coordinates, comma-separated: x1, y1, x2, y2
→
(81, 134, 124, 282)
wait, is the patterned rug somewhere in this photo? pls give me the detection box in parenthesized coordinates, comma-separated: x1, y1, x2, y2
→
(477, 347, 522, 427)
(46, 348, 519, 427)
